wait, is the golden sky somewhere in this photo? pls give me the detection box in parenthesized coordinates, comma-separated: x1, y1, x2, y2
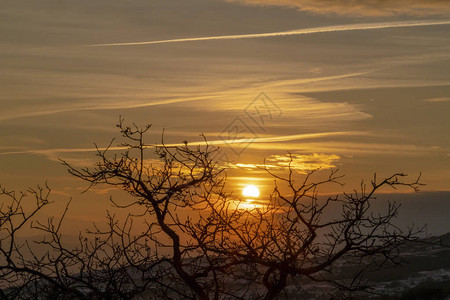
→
(0, 0, 449, 232)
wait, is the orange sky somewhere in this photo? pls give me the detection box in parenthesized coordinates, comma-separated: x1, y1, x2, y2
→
(0, 0, 449, 234)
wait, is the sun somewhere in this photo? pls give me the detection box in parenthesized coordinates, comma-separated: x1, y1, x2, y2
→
(242, 185, 260, 198)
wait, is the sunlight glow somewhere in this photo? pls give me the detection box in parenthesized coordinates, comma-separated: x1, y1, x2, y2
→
(242, 185, 260, 198)
(238, 200, 258, 210)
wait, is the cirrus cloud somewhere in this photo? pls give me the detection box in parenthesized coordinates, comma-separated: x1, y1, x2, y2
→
(226, 0, 450, 16)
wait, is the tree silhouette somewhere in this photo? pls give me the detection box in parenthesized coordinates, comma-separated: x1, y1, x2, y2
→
(0, 119, 424, 299)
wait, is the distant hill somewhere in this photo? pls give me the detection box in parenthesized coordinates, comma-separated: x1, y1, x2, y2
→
(284, 232, 450, 299)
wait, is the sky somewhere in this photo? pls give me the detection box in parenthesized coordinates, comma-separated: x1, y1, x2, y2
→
(0, 0, 449, 234)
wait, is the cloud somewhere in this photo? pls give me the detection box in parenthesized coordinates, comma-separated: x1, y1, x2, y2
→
(267, 153, 340, 171)
(0, 95, 213, 122)
(87, 20, 450, 47)
(0, 131, 367, 157)
(168, 131, 368, 147)
(226, 0, 450, 16)
(229, 153, 341, 173)
(425, 97, 450, 102)
(243, 141, 447, 156)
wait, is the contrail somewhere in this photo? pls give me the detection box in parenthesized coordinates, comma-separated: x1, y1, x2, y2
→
(88, 20, 450, 47)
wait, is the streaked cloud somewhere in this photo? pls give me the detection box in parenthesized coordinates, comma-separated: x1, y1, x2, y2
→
(267, 153, 340, 171)
(425, 97, 450, 102)
(226, 0, 450, 16)
(0, 131, 366, 157)
(229, 153, 340, 173)
(244, 141, 447, 156)
(6, 132, 443, 163)
(0, 95, 213, 122)
(168, 131, 368, 147)
(0, 146, 125, 157)
(88, 20, 450, 47)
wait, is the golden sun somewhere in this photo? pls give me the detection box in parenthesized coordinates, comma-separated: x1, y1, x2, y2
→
(242, 185, 260, 198)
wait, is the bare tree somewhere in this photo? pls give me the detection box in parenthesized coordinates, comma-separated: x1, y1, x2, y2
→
(191, 167, 423, 299)
(0, 184, 171, 299)
(0, 119, 424, 299)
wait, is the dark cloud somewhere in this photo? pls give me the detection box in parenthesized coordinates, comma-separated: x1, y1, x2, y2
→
(226, 0, 450, 16)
